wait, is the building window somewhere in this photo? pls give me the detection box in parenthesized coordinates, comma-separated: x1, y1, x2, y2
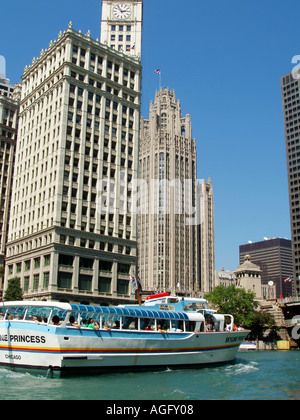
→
(79, 274, 92, 291)
(99, 277, 111, 293)
(118, 263, 130, 275)
(58, 272, 72, 289)
(117, 280, 129, 295)
(44, 254, 51, 266)
(79, 257, 94, 270)
(43, 272, 49, 289)
(34, 258, 40, 269)
(33, 274, 39, 290)
(58, 254, 74, 267)
(24, 277, 29, 292)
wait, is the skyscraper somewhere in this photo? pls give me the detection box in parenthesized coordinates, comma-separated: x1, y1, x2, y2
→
(0, 79, 21, 267)
(138, 88, 215, 295)
(240, 238, 293, 298)
(197, 178, 215, 294)
(5, 1, 143, 304)
(281, 71, 300, 297)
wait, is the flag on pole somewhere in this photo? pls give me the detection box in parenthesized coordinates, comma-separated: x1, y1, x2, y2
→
(284, 276, 293, 283)
(131, 275, 138, 293)
(154, 69, 161, 74)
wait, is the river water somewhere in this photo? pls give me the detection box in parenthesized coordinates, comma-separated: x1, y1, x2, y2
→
(0, 350, 299, 400)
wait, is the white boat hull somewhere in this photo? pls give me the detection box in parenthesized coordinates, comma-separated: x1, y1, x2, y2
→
(0, 322, 248, 377)
(239, 342, 257, 351)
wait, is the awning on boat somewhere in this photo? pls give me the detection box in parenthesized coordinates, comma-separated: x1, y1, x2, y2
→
(70, 304, 192, 321)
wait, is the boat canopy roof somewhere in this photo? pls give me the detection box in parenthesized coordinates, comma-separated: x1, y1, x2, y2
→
(70, 304, 191, 321)
(0, 301, 205, 322)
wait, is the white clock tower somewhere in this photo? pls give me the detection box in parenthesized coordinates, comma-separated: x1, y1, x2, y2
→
(100, 0, 143, 59)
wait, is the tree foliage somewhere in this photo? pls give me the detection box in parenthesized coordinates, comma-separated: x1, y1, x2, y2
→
(204, 285, 257, 328)
(4, 277, 23, 301)
(204, 285, 276, 335)
(249, 311, 276, 339)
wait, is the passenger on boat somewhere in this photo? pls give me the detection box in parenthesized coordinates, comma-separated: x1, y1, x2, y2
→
(35, 316, 44, 324)
(205, 318, 213, 332)
(157, 324, 166, 334)
(236, 323, 245, 331)
(85, 318, 99, 330)
(170, 324, 183, 332)
(225, 321, 232, 331)
(146, 321, 155, 331)
(52, 315, 60, 325)
(145, 325, 152, 331)
(67, 316, 80, 328)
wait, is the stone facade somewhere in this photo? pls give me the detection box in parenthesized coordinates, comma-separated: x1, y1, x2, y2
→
(0, 80, 21, 268)
(234, 255, 262, 299)
(198, 178, 215, 294)
(138, 88, 215, 295)
(5, 17, 142, 305)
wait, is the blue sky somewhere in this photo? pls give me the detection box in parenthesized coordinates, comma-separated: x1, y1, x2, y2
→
(0, 0, 298, 270)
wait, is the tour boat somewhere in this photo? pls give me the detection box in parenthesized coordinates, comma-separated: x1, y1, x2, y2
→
(0, 301, 249, 377)
(239, 341, 257, 351)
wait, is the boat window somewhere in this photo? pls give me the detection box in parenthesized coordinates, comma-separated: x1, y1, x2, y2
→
(0, 307, 7, 320)
(169, 320, 184, 332)
(168, 298, 179, 304)
(157, 320, 170, 332)
(185, 321, 196, 332)
(141, 318, 155, 330)
(127, 317, 139, 330)
(101, 314, 121, 329)
(112, 316, 122, 329)
(93, 313, 101, 323)
(122, 317, 132, 329)
(183, 303, 206, 312)
(5, 306, 27, 320)
(66, 311, 81, 326)
(140, 318, 153, 330)
(49, 308, 67, 325)
(81, 312, 96, 326)
(25, 306, 52, 323)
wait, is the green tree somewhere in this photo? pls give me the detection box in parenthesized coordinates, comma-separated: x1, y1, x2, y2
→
(4, 277, 23, 301)
(249, 311, 276, 340)
(204, 284, 257, 328)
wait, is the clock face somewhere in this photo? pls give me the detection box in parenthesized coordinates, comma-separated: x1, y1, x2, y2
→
(113, 3, 131, 20)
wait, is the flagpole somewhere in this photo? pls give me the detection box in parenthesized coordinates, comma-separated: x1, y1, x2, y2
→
(154, 69, 162, 90)
(137, 288, 142, 306)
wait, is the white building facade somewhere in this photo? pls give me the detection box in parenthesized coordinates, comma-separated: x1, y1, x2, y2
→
(0, 79, 21, 267)
(5, 1, 143, 304)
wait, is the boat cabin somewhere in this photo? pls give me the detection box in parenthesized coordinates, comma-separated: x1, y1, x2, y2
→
(0, 301, 214, 333)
